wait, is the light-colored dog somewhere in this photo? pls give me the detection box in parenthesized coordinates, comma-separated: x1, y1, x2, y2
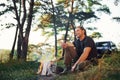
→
(36, 57, 62, 75)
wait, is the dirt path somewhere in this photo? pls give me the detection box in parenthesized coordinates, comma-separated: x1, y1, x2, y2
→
(37, 75, 57, 80)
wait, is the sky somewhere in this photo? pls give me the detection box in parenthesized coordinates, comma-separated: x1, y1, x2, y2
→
(0, 0, 120, 49)
(85, 0, 120, 45)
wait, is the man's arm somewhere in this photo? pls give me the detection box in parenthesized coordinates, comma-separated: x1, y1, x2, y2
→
(71, 47, 91, 71)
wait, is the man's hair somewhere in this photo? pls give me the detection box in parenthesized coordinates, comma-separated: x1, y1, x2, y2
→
(76, 26, 87, 36)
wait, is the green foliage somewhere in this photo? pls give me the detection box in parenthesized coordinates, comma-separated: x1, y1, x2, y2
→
(0, 61, 38, 80)
(0, 3, 14, 16)
(36, 0, 107, 40)
(97, 5, 111, 14)
(56, 0, 66, 4)
(89, 32, 102, 39)
(113, 17, 120, 22)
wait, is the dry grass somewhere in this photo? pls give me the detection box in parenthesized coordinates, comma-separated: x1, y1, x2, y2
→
(56, 52, 120, 80)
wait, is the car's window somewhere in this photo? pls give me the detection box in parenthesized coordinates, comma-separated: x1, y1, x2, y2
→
(111, 42, 116, 47)
(96, 42, 109, 47)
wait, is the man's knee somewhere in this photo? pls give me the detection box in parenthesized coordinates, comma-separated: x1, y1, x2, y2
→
(76, 60, 92, 71)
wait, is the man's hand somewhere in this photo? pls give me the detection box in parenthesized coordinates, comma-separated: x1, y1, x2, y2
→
(71, 64, 77, 72)
(61, 43, 68, 49)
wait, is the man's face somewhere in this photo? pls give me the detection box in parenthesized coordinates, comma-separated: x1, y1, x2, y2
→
(75, 27, 84, 38)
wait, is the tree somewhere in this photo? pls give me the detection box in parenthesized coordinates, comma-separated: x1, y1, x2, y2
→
(12, 0, 34, 61)
(34, 0, 111, 56)
(1, 0, 35, 61)
(89, 32, 102, 39)
(0, 0, 112, 60)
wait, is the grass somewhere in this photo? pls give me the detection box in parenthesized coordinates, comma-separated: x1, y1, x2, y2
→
(56, 52, 120, 80)
(0, 52, 120, 80)
(0, 61, 39, 80)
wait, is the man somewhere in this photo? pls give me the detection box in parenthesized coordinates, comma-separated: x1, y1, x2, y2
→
(61, 26, 98, 73)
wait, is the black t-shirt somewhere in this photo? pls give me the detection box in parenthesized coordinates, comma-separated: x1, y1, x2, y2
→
(73, 36, 97, 60)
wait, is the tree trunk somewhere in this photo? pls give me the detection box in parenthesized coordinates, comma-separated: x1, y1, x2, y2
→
(21, 0, 34, 61)
(17, 31, 23, 60)
(9, 26, 18, 60)
(51, 0, 57, 57)
(21, 37, 28, 61)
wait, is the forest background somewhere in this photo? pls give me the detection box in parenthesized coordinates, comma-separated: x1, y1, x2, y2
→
(0, 0, 120, 62)
(0, 0, 120, 80)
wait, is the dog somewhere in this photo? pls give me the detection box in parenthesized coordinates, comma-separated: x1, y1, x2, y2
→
(36, 57, 63, 76)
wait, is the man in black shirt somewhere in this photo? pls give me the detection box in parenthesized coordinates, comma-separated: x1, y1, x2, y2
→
(61, 26, 98, 73)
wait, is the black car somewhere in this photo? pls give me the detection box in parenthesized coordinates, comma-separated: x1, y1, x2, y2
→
(95, 41, 117, 58)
